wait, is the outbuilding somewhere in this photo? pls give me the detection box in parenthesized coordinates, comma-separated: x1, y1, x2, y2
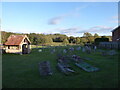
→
(4, 35, 31, 54)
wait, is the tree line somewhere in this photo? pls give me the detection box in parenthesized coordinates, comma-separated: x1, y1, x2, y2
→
(1, 31, 112, 45)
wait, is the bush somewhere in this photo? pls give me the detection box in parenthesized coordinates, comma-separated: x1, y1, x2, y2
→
(95, 37, 109, 45)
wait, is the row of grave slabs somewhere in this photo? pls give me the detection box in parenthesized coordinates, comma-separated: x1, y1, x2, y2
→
(38, 54, 100, 77)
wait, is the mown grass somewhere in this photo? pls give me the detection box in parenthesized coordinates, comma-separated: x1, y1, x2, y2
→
(2, 46, 119, 88)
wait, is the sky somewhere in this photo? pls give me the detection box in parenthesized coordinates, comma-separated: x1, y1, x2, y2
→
(1, 1, 118, 37)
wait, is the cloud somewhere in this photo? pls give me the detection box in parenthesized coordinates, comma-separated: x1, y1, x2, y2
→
(59, 27, 81, 36)
(59, 27, 81, 34)
(56, 26, 113, 36)
(48, 16, 63, 25)
(48, 16, 64, 25)
(110, 20, 118, 23)
(42, 27, 81, 36)
(109, 15, 118, 24)
(77, 26, 114, 33)
(88, 26, 113, 32)
(112, 16, 118, 19)
(45, 25, 114, 36)
(48, 5, 88, 25)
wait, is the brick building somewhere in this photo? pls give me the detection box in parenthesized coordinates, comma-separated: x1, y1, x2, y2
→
(111, 26, 120, 42)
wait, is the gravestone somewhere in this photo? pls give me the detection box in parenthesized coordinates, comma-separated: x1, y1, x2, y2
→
(51, 49, 55, 54)
(94, 46, 97, 50)
(57, 56, 69, 64)
(75, 62, 99, 72)
(82, 47, 85, 52)
(38, 61, 53, 76)
(101, 51, 107, 56)
(107, 50, 117, 55)
(84, 46, 91, 54)
(69, 47, 74, 51)
(38, 49, 42, 52)
(63, 49, 67, 53)
(72, 55, 83, 62)
(57, 63, 75, 75)
(86, 47, 91, 54)
(76, 47, 81, 50)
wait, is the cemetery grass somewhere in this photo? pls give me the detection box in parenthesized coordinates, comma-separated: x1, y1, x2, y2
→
(2, 46, 119, 88)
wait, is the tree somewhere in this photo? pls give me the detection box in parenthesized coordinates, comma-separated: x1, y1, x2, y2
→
(95, 37, 109, 45)
(44, 36, 53, 44)
(106, 36, 112, 41)
(63, 38, 69, 45)
(83, 32, 94, 43)
(94, 33, 100, 39)
(75, 37, 81, 44)
(101, 36, 107, 38)
(53, 36, 67, 42)
(83, 32, 93, 37)
(80, 37, 88, 44)
(87, 36, 95, 43)
(69, 36, 76, 43)
(1, 31, 17, 44)
(94, 33, 99, 37)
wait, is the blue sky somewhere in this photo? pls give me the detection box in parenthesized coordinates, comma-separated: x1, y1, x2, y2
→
(2, 2, 118, 37)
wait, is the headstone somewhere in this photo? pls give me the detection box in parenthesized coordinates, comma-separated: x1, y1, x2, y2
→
(63, 49, 67, 53)
(69, 47, 74, 51)
(94, 46, 97, 50)
(101, 51, 107, 56)
(82, 47, 85, 52)
(58, 56, 69, 64)
(38, 49, 42, 52)
(76, 47, 81, 50)
(51, 49, 55, 54)
(72, 55, 83, 62)
(93, 46, 97, 52)
(20, 52, 22, 55)
(107, 50, 117, 55)
(85, 46, 92, 54)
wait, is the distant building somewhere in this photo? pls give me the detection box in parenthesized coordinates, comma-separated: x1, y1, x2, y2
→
(99, 26, 120, 49)
(111, 26, 120, 42)
(4, 35, 31, 54)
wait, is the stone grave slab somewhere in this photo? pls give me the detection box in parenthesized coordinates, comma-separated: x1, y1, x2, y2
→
(75, 62, 99, 72)
(38, 61, 53, 76)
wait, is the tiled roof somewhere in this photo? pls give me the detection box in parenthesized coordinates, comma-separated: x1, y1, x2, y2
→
(4, 35, 30, 45)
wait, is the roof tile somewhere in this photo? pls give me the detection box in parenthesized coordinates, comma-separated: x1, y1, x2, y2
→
(5, 35, 28, 45)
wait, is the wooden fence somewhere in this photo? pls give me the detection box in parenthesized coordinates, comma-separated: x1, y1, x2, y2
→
(99, 42, 120, 49)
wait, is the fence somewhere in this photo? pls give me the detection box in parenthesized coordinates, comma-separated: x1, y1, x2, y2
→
(99, 42, 120, 49)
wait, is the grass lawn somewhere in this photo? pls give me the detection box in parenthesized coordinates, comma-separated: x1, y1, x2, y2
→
(2, 46, 119, 88)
